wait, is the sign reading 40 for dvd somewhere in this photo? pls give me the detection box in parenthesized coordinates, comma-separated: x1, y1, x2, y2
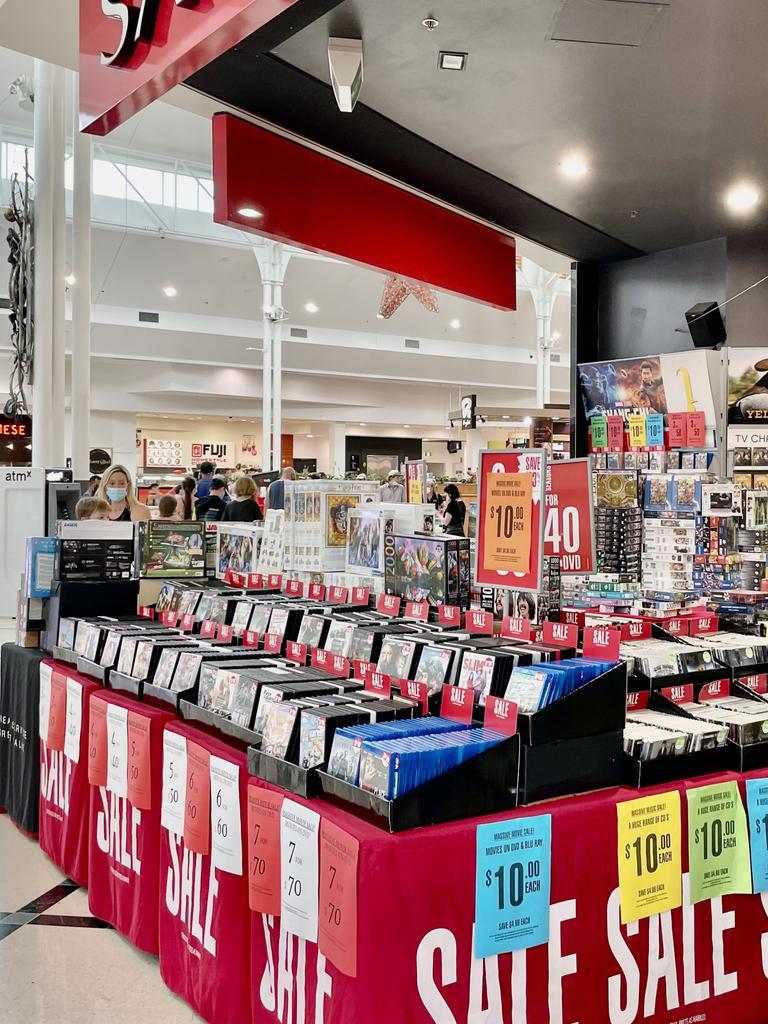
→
(476, 449, 545, 592)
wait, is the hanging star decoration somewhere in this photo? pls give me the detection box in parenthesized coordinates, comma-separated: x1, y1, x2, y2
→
(378, 273, 439, 319)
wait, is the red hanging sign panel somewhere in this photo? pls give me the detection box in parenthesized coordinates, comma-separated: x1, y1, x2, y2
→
(543, 459, 595, 574)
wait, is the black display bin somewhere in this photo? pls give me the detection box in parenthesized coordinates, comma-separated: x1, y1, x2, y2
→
(317, 734, 520, 833)
(179, 699, 260, 749)
(76, 657, 109, 684)
(108, 670, 143, 698)
(52, 646, 79, 665)
(623, 746, 732, 788)
(142, 682, 197, 712)
(519, 730, 625, 804)
(517, 662, 628, 745)
(44, 580, 140, 653)
(248, 747, 321, 799)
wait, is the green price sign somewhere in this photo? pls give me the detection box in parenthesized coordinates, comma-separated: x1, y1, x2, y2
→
(687, 782, 752, 904)
(590, 416, 608, 450)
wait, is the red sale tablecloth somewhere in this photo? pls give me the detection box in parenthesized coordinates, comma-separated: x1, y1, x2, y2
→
(38, 661, 101, 887)
(248, 769, 768, 1024)
(158, 721, 251, 1024)
(87, 689, 175, 954)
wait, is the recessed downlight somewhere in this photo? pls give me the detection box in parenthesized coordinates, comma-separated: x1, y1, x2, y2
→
(438, 51, 468, 71)
(403, 424, 411, 428)
(725, 183, 760, 213)
(306, 434, 314, 438)
(163, 285, 178, 298)
(304, 302, 319, 314)
(449, 318, 461, 329)
(238, 207, 263, 219)
(359, 422, 367, 427)
(65, 274, 76, 286)
(560, 154, 588, 179)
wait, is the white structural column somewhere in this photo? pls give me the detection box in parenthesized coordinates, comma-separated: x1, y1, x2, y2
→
(518, 256, 561, 409)
(70, 71, 92, 479)
(329, 423, 346, 476)
(256, 245, 273, 471)
(50, 63, 67, 465)
(31, 60, 55, 467)
(255, 243, 291, 472)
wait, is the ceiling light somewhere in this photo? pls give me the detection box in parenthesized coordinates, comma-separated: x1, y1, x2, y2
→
(304, 302, 319, 314)
(449, 318, 461, 329)
(238, 207, 263, 219)
(502, 415, 510, 420)
(438, 51, 468, 71)
(359, 422, 367, 427)
(523, 416, 533, 426)
(725, 183, 760, 213)
(560, 154, 588, 179)
(551, 331, 561, 341)
(306, 434, 314, 438)
(376, 313, 385, 320)
(403, 424, 411, 429)
(163, 285, 177, 298)
(421, 16, 439, 30)
(245, 346, 258, 351)
(65, 274, 76, 286)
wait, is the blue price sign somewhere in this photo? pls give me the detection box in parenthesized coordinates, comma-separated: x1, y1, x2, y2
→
(474, 814, 551, 958)
(746, 778, 768, 892)
(646, 413, 664, 448)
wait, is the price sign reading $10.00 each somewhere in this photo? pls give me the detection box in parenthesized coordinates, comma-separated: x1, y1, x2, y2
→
(477, 450, 544, 593)
(617, 791, 682, 924)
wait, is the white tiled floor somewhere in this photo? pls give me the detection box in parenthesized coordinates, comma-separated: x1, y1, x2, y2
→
(0, 808, 202, 1022)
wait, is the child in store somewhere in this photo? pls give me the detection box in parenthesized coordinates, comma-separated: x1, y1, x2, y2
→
(75, 497, 111, 521)
(156, 494, 181, 521)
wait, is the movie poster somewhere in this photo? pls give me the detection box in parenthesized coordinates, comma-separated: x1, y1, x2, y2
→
(727, 349, 768, 424)
(325, 494, 359, 546)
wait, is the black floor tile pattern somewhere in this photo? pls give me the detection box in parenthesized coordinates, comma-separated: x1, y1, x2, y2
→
(0, 879, 112, 942)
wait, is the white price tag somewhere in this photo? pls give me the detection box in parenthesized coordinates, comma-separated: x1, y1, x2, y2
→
(106, 704, 128, 798)
(161, 731, 187, 836)
(210, 756, 242, 875)
(64, 679, 83, 764)
(39, 663, 52, 744)
(280, 799, 320, 942)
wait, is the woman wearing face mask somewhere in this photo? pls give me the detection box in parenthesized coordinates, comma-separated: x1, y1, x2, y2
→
(96, 464, 151, 522)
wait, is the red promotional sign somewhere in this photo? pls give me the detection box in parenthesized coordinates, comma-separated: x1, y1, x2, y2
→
(248, 573, 264, 589)
(483, 696, 519, 735)
(699, 679, 730, 702)
(328, 586, 350, 604)
(247, 786, 283, 917)
(438, 605, 462, 628)
(47, 672, 68, 753)
(351, 587, 370, 607)
(544, 459, 595, 574)
(184, 742, 211, 856)
(353, 660, 375, 682)
(582, 625, 621, 661)
(742, 674, 768, 694)
(440, 684, 474, 724)
(476, 448, 545, 591)
(180, 613, 196, 633)
(606, 416, 624, 451)
(243, 630, 260, 648)
(286, 641, 308, 666)
(229, 570, 246, 588)
(263, 633, 282, 654)
(318, 820, 359, 978)
(404, 601, 429, 622)
(308, 583, 326, 601)
(543, 621, 579, 648)
(626, 689, 650, 710)
(200, 620, 217, 639)
(501, 616, 532, 642)
(665, 617, 690, 636)
(311, 648, 331, 671)
(620, 618, 652, 641)
(267, 574, 282, 590)
(217, 624, 235, 644)
(687, 411, 706, 446)
(364, 670, 392, 698)
(80, 0, 298, 135)
(284, 579, 304, 598)
(667, 412, 687, 447)
(465, 609, 494, 636)
(690, 613, 719, 635)
(661, 683, 694, 705)
(88, 696, 108, 787)
(377, 594, 402, 617)
(160, 610, 179, 627)
(400, 679, 430, 716)
(330, 654, 351, 678)
(126, 711, 152, 811)
(138, 606, 154, 620)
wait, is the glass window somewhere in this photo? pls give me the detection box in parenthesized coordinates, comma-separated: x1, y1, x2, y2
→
(127, 164, 163, 205)
(162, 171, 176, 208)
(176, 174, 199, 211)
(93, 158, 127, 200)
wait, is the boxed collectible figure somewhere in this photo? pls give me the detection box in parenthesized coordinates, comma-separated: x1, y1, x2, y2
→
(384, 532, 471, 609)
(135, 521, 206, 578)
(216, 522, 263, 579)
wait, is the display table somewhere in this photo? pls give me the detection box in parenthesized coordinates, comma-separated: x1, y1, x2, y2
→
(38, 660, 101, 887)
(158, 721, 251, 1024)
(0, 643, 45, 833)
(249, 769, 768, 1024)
(87, 690, 175, 954)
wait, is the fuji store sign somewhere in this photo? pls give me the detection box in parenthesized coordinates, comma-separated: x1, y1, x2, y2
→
(191, 442, 233, 463)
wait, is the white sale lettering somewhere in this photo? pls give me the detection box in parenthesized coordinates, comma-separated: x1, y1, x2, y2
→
(95, 787, 142, 875)
(40, 745, 72, 815)
(259, 913, 333, 1024)
(164, 832, 218, 956)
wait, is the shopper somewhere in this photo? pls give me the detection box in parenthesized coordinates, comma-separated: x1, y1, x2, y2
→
(176, 476, 197, 520)
(379, 469, 406, 503)
(97, 465, 151, 522)
(75, 497, 110, 521)
(196, 477, 229, 522)
(86, 475, 101, 496)
(195, 461, 216, 501)
(425, 479, 441, 509)
(156, 494, 181, 521)
(266, 466, 296, 511)
(222, 476, 264, 522)
(442, 483, 466, 536)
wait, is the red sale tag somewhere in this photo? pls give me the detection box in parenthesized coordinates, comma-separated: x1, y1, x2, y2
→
(561, 608, 586, 626)
(742, 674, 768, 695)
(47, 671, 68, 752)
(286, 641, 308, 665)
(350, 587, 370, 607)
(689, 613, 719, 635)
(312, 648, 330, 670)
(319, 820, 359, 978)
(466, 609, 494, 635)
(501, 616, 531, 642)
(700, 678, 730, 702)
(377, 594, 401, 617)
(200, 620, 217, 639)
(264, 633, 282, 654)
(353, 660, 375, 681)
(179, 612, 196, 633)
(660, 684, 694, 705)
(667, 412, 687, 448)
(582, 625, 621, 661)
(217, 624, 235, 644)
(160, 610, 179, 627)
(230, 570, 246, 588)
(127, 711, 152, 811)
(184, 741, 211, 856)
(224, 569, 236, 585)
(400, 679, 429, 716)
(665, 617, 689, 636)
(243, 630, 260, 648)
(328, 586, 349, 604)
(686, 411, 706, 447)
(438, 605, 462, 628)
(284, 579, 304, 598)
(330, 654, 351, 677)
(404, 601, 429, 622)
(607, 416, 624, 451)
(267, 574, 282, 590)
(440, 684, 474, 724)
(543, 621, 578, 647)
(364, 669, 392, 697)
(621, 619, 651, 641)
(247, 787, 283, 916)
(88, 696, 108, 787)
(138, 606, 155, 619)
(308, 583, 326, 601)
(248, 573, 264, 589)
(484, 696, 519, 735)
(626, 690, 650, 710)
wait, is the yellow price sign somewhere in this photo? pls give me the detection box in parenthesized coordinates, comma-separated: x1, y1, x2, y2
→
(617, 791, 682, 924)
(627, 413, 647, 449)
(409, 479, 423, 504)
(482, 473, 532, 574)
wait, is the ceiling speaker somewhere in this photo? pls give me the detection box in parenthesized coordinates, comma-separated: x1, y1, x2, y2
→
(685, 302, 726, 348)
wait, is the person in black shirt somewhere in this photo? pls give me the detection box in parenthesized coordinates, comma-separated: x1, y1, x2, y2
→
(222, 475, 263, 523)
(441, 483, 466, 536)
(196, 477, 229, 522)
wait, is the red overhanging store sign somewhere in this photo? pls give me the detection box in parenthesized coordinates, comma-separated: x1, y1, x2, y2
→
(79, 0, 298, 135)
(212, 114, 517, 309)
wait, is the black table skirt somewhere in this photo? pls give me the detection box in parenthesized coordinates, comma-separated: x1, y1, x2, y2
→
(0, 643, 45, 833)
